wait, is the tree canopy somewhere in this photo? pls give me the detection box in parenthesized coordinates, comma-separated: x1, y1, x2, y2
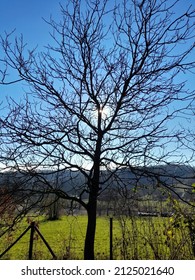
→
(0, 0, 195, 259)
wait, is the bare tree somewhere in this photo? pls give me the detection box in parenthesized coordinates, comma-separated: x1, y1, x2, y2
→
(0, 0, 195, 259)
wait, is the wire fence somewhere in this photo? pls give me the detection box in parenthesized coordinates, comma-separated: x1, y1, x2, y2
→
(0, 221, 56, 260)
(0, 214, 195, 260)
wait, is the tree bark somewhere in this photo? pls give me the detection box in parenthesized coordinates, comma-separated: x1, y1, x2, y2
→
(84, 194, 97, 260)
(84, 132, 102, 260)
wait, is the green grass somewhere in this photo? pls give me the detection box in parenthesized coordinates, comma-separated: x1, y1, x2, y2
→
(0, 215, 194, 260)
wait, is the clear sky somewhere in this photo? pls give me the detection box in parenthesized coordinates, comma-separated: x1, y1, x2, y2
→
(0, 0, 194, 93)
(0, 0, 61, 99)
(0, 0, 194, 166)
(0, 0, 194, 101)
(0, 0, 59, 46)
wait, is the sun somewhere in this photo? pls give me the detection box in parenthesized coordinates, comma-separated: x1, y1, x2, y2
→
(91, 104, 112, 124)
(98, 105, 111, 120)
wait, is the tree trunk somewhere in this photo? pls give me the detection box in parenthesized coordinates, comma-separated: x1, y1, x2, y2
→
(84, 193, 97, 260)
(84, 125, 102, 260)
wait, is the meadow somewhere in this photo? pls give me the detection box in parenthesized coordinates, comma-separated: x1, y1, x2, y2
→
(0, 214, 194, 260)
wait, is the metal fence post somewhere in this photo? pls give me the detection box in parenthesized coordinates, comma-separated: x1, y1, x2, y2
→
(110, 217, 113, 260)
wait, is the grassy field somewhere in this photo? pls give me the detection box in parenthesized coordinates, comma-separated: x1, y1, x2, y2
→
(0, 214, 194, 260)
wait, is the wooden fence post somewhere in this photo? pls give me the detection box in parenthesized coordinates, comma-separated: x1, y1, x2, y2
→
(0, 221, 56, 260)
(28, 222, 35, 260)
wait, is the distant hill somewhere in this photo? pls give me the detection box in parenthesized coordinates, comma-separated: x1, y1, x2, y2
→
(0, 164, 195, 201)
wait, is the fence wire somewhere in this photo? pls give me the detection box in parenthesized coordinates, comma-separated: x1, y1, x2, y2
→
(0, 215, 194, 260)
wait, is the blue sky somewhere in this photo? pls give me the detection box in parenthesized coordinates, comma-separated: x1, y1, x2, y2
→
(0, 0, 194, 93)
(0, 0, 194, 166)
(0, 0, 194, 52)
(0, 0, 59, 46)
(0, 0, 194, 107)
(0, 0, 194, 110)
(0, 0, 61, 99)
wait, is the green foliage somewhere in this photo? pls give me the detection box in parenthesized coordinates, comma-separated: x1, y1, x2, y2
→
(192, 183, 195, 193)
